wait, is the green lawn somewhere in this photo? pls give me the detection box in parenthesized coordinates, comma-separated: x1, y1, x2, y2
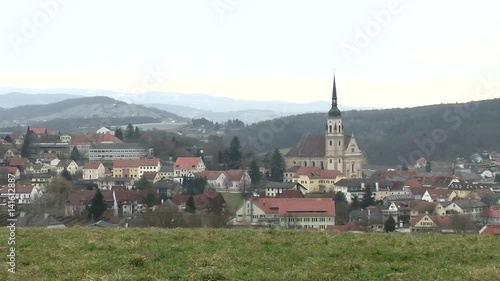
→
(221, 192, 245, 214)
(1, 228, 499, 280)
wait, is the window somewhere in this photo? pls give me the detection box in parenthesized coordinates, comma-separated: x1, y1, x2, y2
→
(338, 141, 341, 146)
(351, 148, 355, 152)
(329, 141, 332, 146)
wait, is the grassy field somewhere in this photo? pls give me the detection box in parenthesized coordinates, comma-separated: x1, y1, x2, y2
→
(1, 228, 500, 281)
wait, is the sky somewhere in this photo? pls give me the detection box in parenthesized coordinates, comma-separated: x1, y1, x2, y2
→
(1, 0, 499, 109)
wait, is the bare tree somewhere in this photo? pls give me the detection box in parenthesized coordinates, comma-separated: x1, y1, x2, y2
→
(451, 215, 476, 234)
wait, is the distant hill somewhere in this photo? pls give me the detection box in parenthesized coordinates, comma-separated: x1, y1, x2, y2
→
(0, 92, 83, 108)
(0, 96, 188, 128)
(226, 98, 500, 165)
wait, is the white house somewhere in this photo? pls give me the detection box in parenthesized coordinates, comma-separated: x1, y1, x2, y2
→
(173, 157, 206, 181)
(197, 169, 252, 192)
(264, 182, 306, 197)
(0, 184, 43, 205)
(57, 160, 80, 175)
(83, 162, 105, 180)
(96, 127, 114, 135)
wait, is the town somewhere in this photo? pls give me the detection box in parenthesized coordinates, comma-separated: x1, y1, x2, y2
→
(1, 77, 499, 237)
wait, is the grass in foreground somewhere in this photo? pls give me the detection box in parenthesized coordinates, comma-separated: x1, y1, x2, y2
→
(1, 228, 499, 281)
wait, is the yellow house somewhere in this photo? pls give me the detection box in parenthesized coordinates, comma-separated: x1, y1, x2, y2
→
(112, 159, 161, 179)
(291, 166, 344, 193)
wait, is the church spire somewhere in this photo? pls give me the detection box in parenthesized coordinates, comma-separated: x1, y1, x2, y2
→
(328, 72, 341, 117)
(332, 73, 337, 107)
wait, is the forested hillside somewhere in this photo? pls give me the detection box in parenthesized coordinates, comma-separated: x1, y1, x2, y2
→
(227, 98, 500, 165)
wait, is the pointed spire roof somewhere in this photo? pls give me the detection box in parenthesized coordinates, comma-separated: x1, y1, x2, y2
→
(328, 73, 341, 117)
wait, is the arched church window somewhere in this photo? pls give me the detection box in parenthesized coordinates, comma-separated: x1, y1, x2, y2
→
(329, 159, 332, 164)
(304, 161, 307, 167)
(312, 162, 316, 167)
(352, 163, 355, 172)
(338, 159, 341, 163)
(330, 141, 332, 146)
(338, 141, 341, 146)
(329, 126, 332, 133)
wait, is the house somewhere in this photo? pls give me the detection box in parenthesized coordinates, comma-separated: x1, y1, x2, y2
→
(234, 197, 335, 230)
(96, 177, 135, 190)
(172, 190, 226, 213)
(441, 199, 487, 222)
(410, 215, 455, 233)
(479, 224, 500, 236)
(159, 165, 174, 180)
(112, 158, 161, 179)
(66, 190, 145, 216)
(382, 194, 415, 206)
(197, 169, 252, 193)
(57, 160, 80, 175)
(263, 182, 306, 197)
(0, 167, 20, 180)
(7, 157, 30, 173)
(31, 174, 53, 189)
(408, 186, 426, 200)
(96, 127, 114, 135)
(277, 189, 305, 198)
(3, 148, 19, 160)
(155, 181, 183, 199)
(82, 162, 105, 180)
(481, 206, 500, 224)
(422, 189, 457, 203)
(0, 184, 43, 205)
(416, 176, 461, 189)
(349, 207, 384, 232)
(289, 166, 344, 193)
(142, 172, 161, 184)
(16, 212, 65, 228)
(409, 201, 445, 218)
(25, 163, 50, 174)
(49, 158, 61, 171)
(335, 178, 396, 203)
(36, 152, 59, 164)
(467, 188, 495, 201)
(283, 166, 300, 182)
(173, 157, 206, 181)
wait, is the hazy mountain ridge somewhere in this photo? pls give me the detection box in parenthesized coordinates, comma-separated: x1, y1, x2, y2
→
(0, 96, 187, 127)
(0, 92, 85, 108)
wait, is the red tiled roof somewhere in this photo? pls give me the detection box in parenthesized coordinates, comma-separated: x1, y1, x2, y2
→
(0, 167, 19, 175)
(381, 170, 418, 179)
(68, 190, 145, 206)
(251, 198, 335, 217)
(83, 162, 102, 169)
(1, 184, 34, 194)
(480, 224, 500, 236)
(172, 190, 225, 210)
(468, 188, 494, 200)
(409, 186, 426, 196)
(481, 206, 500, 219)
(197, 171, 225, 181)
(293, 166, 342, 179)
(30, 128, 47, 135)
(113, 158, 160, 168)
(174, 157, 202, 169)
(225, 169, 245, 181)
(8, 157, 29, 167)
(426, 189, 454, 200)
(404, 178, 422, 188)
(277, 190, 304, 198)
(38, 152, 58, 159)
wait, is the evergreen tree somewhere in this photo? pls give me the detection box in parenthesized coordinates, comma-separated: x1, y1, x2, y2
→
(185, 195, 196, 213)
(249, 159, 262, 186)
(384, 215, 396, 232)
(350, 195, 360, 210)
(425, 161, 432, 173)
(135, 176, 152, 190)
(125, 123, 135, 140)
(87, 189, 107, 220)
(334, 191, 347, 203)
(4, 135, 12, 143)
(227, 136, 242, 169)
(495, 173, 500, 183)
(183, 176, 207, 195)
(21, 126, 33, 158)
(361, 186, 375, 208)
(270, 148, 285, 182)
(134, 126, 140, 139)
(401, 164, 408, 171)
(61, 167, 72, 181)
(70, 146, 82, 161)
(114, 128, 124, 140)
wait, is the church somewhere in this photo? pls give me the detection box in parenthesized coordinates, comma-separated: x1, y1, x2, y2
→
(285, 75, 364, 178)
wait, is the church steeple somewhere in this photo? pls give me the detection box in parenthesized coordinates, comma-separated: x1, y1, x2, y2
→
(328, 73, 341, 117)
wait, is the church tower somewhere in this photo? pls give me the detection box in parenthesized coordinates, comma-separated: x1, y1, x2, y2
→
(325, 74, 345, 171)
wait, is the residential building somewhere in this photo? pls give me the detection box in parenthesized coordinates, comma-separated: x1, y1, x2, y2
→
(442, 199, 487, 222)
(0, 167, 20, 180)
(422, 189, 457, 203)
(0, 184, 43, 205)
(83, 162, 105, 180)
(69, 133, 124, 159)
(25, 163, 50, 174)
(66, 190, 145, 216)
(172, 190, 226, 213)
(112, 158, 161, 179)
(96, 177, 135, 190)
(410, 215, 455, 233)
(159, 165, 174, 180)
(31, 174, 53, 190)
(197, 169, 252, 193)
(173, 157, 206, 180)
(289, 166, 343, 193)
(285, 76, 363, 178)
(263, 182, 306, 197)
(57, 160, 80, 175)
(481, 206, 500, 224)
(479, 224, 500, 236)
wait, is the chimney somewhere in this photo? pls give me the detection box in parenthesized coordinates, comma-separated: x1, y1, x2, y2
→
(44, 212, 49, 219)
(20, 211, 26, 217)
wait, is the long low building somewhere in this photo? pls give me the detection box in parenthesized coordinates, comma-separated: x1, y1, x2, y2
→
(89, 143, 153, 161)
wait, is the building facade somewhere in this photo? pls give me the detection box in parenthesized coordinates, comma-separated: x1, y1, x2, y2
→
(285, 76, 363, 178)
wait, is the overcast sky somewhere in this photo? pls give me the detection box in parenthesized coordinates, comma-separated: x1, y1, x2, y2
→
(1, 0, 499, 108)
